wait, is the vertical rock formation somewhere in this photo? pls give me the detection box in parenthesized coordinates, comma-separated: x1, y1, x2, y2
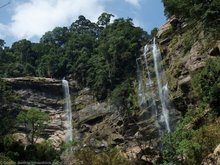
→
(3, 77, 77, 149)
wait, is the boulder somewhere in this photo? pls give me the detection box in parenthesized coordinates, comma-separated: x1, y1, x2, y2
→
(74, 94, 95, 111)
(209, 41, 220, 56)
(178, 75, 191, 92)
(78, 102, 113, 125)
(125, 144, 161, 164)
(202, 144, 220, 165)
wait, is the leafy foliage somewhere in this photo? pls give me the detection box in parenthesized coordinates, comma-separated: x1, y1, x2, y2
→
(164, 57, 220, 163)
(162, 105, 220, 165)
(0, 153, 15, 165)
(1, 135, 59, 163)
(192, 58, 220, 108)
(0, 14, 149, 102)
(162, 0, 220, 28)
(0, 12, 150, 164)
(64, 147, 134, 165)
(17, 108, 49, 144)
(0, 80, 17, 137)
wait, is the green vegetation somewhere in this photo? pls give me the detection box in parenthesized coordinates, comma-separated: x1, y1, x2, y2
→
(17, 108, 49, 144)
(0, 80, 17, 139)
(162, 105, 220, 165)
(162, 57, 220, 164)
(0, 14, 149, 102)
(192, 58, 220, 108)
(0, 1, 219, 163)
(162, 0, 220, 28)
(63, 147, 134, 165)
(1, 135, 59, 163)
(0, 13, 149, 164)
(0, 153, 15, 165)
(0, 107, 59, 163)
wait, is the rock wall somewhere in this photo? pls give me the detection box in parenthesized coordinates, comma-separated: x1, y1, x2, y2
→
(72, 87, 162, 164)
(3, 77, 76, 149)
(157, 17, 220, 113)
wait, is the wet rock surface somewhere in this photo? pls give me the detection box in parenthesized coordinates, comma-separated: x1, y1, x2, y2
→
(3, 77, 77, 149)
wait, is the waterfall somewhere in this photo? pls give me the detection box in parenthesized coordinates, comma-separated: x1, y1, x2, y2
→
(152, 38, 171, 132)
(136, 39, 171, 133)
(136, 58, 146, 106)
(62, 79, 73, 142)
(143, 45, 157, 114)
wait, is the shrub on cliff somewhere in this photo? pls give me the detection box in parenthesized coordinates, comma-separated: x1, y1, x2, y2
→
(63, 147, 134, 165)
(17, 108, 49, 144)
(192, 58, 220, 108)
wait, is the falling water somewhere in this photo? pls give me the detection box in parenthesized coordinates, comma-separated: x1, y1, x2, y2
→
(136, 58, 146, 106)
(136, 39, 171, 133)
(143, 45, 157, 113)
(152, 38, 171, 132)
(62, 79, 73, 142)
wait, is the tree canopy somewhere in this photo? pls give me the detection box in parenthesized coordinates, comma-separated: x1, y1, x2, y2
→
(0, 13, 149, 101)
(162, 0, 220, 27)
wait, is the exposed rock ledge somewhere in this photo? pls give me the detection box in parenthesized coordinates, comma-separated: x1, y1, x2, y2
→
(2, 77, 69, 149)
(3, 77, 63, 95)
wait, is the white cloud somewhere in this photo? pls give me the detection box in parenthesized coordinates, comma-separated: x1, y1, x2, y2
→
(0, 23, 8, 39)
(9, 0, 105, 40)
(124, 0, 141, 7)
(133, 18, 141, 27)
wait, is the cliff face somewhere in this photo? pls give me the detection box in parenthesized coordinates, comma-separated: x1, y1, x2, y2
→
(3, 77, 73, 148)
(3, 76, 162, 163)
(157, 17, 220, 163)
(3, 78, 127, 151)
(157, 17, 219, 112)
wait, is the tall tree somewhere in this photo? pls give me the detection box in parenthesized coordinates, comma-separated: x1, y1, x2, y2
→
(17, 108, 49, 144)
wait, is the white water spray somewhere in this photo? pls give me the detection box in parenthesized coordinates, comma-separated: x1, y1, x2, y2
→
(136, 39, 172, 133)
(152, 38, 170, 132)
(62, 79, 73, 142)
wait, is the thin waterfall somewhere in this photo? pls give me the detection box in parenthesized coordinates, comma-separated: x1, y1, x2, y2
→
(62, 79, 73, 142)
(136, 58, 146, 106)
(136, 39, 171, 133)
(152, 38, 171, 132)
(143, 45, 157, 113)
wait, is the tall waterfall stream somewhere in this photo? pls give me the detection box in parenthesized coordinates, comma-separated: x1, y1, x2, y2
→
(136, 39, 172, 133)
(62, 79, 73, 142)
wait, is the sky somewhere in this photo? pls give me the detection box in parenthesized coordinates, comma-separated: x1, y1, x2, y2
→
(0, 0, 166, 47)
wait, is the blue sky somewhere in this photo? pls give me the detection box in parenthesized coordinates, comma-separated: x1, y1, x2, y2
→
(0, 0, 166, 46)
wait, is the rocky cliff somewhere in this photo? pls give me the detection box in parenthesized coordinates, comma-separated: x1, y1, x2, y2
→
(157, 17, 219, 112)
(156, 17, 220, 163)
(2, 18, 219, 164)
(2, 76, 162, 163)
(3, 77, 73, 148)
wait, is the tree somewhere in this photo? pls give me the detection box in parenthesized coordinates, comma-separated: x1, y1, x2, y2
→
(11, 39, 35, 64)
(97, 12, 114, 27)
(40, 27, 69, 47)
(70, 15, 101, 37)
(17, 108, 49, 144)
(0, 80, 16, 136)
(0, 39, 5, 49)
